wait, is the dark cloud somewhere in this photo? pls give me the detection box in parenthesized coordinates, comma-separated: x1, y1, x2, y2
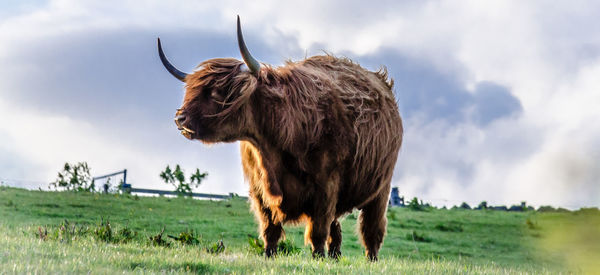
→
(1, 26, 301, 152)
(471, 82, 522, 126)
(3, 28, 287, 126)
(355, 49, 522, 126)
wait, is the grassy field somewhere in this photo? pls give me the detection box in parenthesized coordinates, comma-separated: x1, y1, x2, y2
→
(1, 186, 598, 274)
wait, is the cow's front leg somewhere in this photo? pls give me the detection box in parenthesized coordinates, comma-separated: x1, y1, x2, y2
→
(256, 205, 284, 258)
(263, 219, 283, 257)
(249, 195, 284, 258)
(328, 219, 342, 259)
(305, 215, 333, 258)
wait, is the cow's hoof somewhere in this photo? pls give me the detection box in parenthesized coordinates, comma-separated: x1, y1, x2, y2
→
(312, 249, 325, 259)
(328, 249, 341, 260)
(265, 246, 277, 258)
(367, 253, 378, 262)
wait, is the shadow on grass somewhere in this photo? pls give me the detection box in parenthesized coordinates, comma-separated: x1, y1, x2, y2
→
(33, 203, 61, 208)
(128, 261, 212, 274)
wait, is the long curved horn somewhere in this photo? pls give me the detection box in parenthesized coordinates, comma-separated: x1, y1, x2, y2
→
(157, 38, 188, 82)
(237, 16, 261, 75)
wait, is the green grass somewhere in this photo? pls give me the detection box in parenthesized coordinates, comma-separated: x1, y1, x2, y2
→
(0, 186, 596, 274)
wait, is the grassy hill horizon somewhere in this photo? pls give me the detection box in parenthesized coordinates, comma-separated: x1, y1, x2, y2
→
(1, 186, 598, 274)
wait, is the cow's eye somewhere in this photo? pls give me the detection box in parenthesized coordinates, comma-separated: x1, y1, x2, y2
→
(211, 89, 224, 102)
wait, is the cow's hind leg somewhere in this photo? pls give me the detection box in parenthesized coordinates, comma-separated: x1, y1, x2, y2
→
(305, 199, 336, 259)
(327, 219, 342, 259)
(358, 189, 389, 261)
(305, 215, 333, 258)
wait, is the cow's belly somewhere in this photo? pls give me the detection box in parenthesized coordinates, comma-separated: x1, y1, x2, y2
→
(278, 172, 310, 222)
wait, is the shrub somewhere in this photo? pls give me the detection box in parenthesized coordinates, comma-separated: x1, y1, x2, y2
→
(277, 239, 302, 255)
(435, 223, 463, 232)
(33, 220, 139, 245)
(36, 220, 89, 243)
(459, 202, 471, 210)
(117, 227, 138, 243)
(37, 226, 48, 241)
(168, 229, 201, 245)
(160, 165, 208, 197)
(49, 162, 94, 192)
(246, 235, 301, 256)
(247, 235, 264, 254)
(408, 197, 423, 211)
(93, 218, 113, 242)
(476, 201, 488, 210)
(575, 207, 600, 215)
(556, 207, 570, 213)
(206, 240, 225, 254)
(149, 227, 170, 247)
(537, 205, 556, 212)
(58, 220, 74, 243)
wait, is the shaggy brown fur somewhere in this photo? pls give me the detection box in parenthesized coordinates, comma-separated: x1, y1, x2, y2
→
(174, 55, 403, 261)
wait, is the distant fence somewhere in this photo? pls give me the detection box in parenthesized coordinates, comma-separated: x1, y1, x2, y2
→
(123, 185, 246, 200)
(93, 169, 127, 193)
(92, 169, 245, 200)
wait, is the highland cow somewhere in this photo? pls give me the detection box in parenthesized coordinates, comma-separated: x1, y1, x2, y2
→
(158, 16, 403, 261)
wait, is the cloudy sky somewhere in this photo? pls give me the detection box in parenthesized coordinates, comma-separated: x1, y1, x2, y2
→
(1, 0, 599, 208)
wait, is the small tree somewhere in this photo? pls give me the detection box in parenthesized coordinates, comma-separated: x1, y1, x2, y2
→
(160, 165, 207, 196)
(49, 162, 94, 191)
(408, 197, 422, 211)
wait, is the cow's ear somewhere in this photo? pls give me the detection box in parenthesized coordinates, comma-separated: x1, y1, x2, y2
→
(237, 73, 258, 95)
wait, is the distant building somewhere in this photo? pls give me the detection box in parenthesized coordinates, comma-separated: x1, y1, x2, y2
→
(490, 205, 508, 211)
(389, 187, 404, 207)
(508, 205, 523, 211)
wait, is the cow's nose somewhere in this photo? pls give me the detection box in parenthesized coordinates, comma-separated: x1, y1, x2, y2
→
(175, 114, 186, 123)
(174, 113, 186, 129)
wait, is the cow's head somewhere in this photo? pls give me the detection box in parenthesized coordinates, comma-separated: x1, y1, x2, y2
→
(158, 16, 260, 143)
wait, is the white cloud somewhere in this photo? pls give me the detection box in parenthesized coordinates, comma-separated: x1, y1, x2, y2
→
(381, 1, 600, 208)
(0, 96, 246, 195)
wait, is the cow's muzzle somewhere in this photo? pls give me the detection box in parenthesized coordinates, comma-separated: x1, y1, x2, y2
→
(174, 109, 195, 139)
